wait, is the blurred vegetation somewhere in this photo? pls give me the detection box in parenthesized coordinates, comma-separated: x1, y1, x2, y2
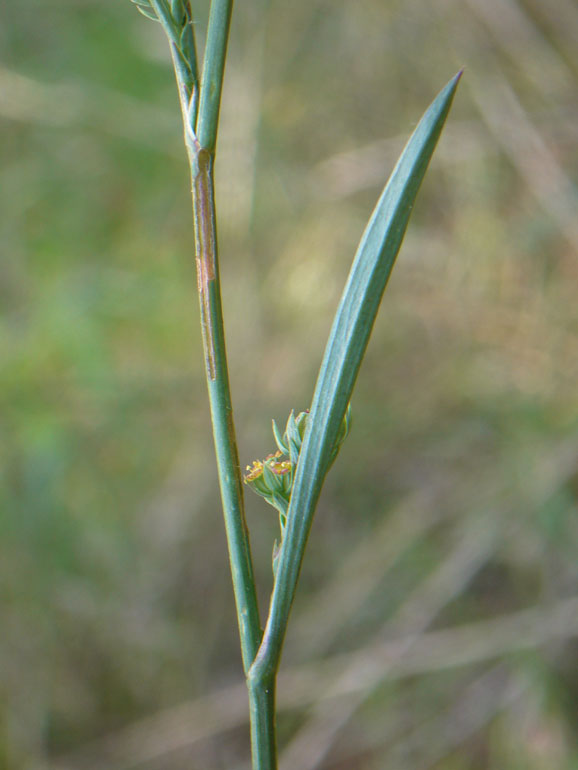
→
(1, 0, 577, 768)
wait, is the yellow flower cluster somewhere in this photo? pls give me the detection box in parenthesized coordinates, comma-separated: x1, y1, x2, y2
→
(245, 451, 292, 482)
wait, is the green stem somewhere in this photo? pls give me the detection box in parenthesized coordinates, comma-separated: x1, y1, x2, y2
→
(188, 102, 276, 770)
(248, 676, 277, 770)
(189, 145, 261, 674)
(155, 0, 277, 764)
(196, 0, 234, 152)
(165, 0, 262, 677)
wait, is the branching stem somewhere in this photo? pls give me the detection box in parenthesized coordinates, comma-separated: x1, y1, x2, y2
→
(189, 145, 262, 674)
(180, 1, 264, 681)
(175, 1, 276, 765)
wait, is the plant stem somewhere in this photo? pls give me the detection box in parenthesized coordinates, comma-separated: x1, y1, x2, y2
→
(183, 0, 262, 678)
(164, 0, 275, 762)
(159, 0, 263, 685)
(196, 0, 234, 152)
(188, 145, 262, 673)
(248, 675, 277, 769)
(140, 1, 286, 766)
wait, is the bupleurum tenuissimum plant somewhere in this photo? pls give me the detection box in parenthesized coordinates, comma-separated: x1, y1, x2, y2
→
(128, 1, 460, 767)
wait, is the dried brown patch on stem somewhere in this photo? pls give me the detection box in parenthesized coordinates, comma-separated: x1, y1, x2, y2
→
(192, 148, 217, 380)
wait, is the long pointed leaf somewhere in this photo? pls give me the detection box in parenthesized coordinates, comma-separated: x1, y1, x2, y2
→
(251, 71, 462, 680)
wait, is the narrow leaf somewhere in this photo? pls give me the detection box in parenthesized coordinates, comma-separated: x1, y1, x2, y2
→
(131, 0, 157, 15)
(254, 71, 462, 676)
(135, 5, 159, 21)
(300, 73, 463, 491)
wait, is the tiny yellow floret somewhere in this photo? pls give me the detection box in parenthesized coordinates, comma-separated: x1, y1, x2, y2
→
(269, 459, 292, 476)
(244, 460, 264, 482)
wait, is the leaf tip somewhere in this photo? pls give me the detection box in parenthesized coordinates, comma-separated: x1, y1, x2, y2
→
(441, 69, 464, 106)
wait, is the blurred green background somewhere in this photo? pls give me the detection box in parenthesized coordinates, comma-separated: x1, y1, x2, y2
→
(1, 0, 577, 768)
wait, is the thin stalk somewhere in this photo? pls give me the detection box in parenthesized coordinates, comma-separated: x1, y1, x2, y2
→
(152, 0, 262, 678)
(248, 676, 277, 770)
(160, 0, 274, 763)
(179, 2, 262, 677)
(188, 145, 262, 673)
(196, 0, 234, 152)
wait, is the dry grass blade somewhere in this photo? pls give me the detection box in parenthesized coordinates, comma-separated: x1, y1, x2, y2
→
(292, 485, 452, 658)
(279, 518, 499, 769)
(468, 71, 578, 252)
(48, 595, 578, 769)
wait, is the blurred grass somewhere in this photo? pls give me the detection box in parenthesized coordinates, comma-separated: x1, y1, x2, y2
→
(1, 0, 577, 768)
